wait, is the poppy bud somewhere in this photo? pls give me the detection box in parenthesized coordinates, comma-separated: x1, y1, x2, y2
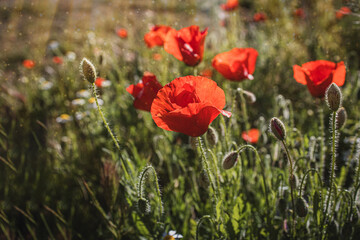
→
(222, 151, 238, 170)
(206, 127, 218, 146)
(325, 83, 342, 112)
(336, 107, 347, 130)
(295, 197, 308, 217)
(278, 198, 287, 216)
(270, 117, 286, 141)
(243, 90, 256, 104)
(80, 58, 97, 83)
(137, 198, 150, 214)
(289, 174, 297, 189)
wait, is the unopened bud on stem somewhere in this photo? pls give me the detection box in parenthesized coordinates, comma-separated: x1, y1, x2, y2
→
(336, 107, 347, 130)
(270, 117, 286, 141)
(325, 83, 342, 112)
(222, 151, 238, 170)
(80, 58, 97, 83)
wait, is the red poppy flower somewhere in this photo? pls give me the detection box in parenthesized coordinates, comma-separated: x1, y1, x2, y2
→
(221, 0, 239, 11)
(212, 48, 258, 81)
(200, 68, 213, 78)
(164, 25, 208, 66)
(294, 8, 305, 18)
(253, 12, 267, 22)
(52, 56, 63, 64)
(95, 77, 105, 87)
(23, 59, 35, 69)
(241, 129, 260, 144)
(144, 25, 172, 48)
(117, 28, 128, 38)
(126, 72, 162, 112)
(293, 60, 346, 98)
(151, 76, 231, 137)
(336, 7, 351, 19)
(153, 53, 162, 61)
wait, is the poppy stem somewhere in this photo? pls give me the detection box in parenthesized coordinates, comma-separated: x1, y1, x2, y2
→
(197, 137, 220, 207)
(281, 140, 296, 238)
(91, 83, 131, 181)
(138, 165, 163, 221)
(320, 111, 337, 240)
(318, 106, 326, 171)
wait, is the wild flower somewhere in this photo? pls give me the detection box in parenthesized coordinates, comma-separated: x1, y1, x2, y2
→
(151, 76, 231, 137)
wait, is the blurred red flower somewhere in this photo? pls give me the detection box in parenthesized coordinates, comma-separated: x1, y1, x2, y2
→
(144, 25, 172, 48)
(153, 53, 162, 61)
(221, 0, 239, 11)
(52, 56, 63, 64)
(151, 76, 231, 137)
(242, 129, 260, 144)
(293, 60, 346, 98)
(23, 59, 35, 69)
(95, 77, 105, 87)
(336, 7, 351, 19)
(117, 28, 128, 38)
(253, 12, 267, 22)
(294, 8, 305, 18)
(126, 72, 162, 112)
(212, 48, 258, 81)
(200, 68, 213, 78)
(164, 25, 208, 66)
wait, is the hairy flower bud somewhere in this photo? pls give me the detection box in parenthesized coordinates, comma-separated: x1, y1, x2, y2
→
(295, 197, 308, 217)
(325, 83, 342, 111)
(222, 151, 238, 170)
(336, 107, 347, 130)
(137, 198, 151, 214)
(206, 127, 218, 146)
(80, 58, 97, 83)
(270, 117, 286, 141)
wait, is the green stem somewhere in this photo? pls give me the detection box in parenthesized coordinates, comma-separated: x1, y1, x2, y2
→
(91, 83, 131, 180)
(321, 111, 337, 240)
(281, 140, 296, 238)
(138, 165, 163, 221)
(196, 215, 215, 240)
(197, 137, 219, 202)
(319, 107, 326, 170)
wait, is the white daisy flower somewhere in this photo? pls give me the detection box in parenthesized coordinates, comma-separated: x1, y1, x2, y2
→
(56, 114, 73, 124)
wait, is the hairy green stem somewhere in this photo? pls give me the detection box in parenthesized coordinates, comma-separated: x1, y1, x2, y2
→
(138, 165, 163, 220)
(196, 215, 215, 240)
(321, 111, 337, 240)
(91, 83, 130, 180)
(281, 140, 296, 238)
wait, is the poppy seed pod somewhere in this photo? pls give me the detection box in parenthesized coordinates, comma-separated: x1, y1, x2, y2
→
(137, 198, 150, 214)
(325, 83, 342, 111)
(336, 107, 347, 130)
(295, 197, 308, 217)
(270, 117, 286, 141)
(206, 127, 218, 146)
(80, 58, 96, 83)
(222, 151, 238, 170)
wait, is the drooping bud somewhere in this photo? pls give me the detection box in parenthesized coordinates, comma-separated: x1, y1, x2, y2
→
(270, 117, 286, 141)
(325, 83, 342, 112)
(336, 107, 347, 130)
(206, 127, 218, 146)
(80, 58, 97, 83)
(222, 151, 238, 170)
(137, 198, 151, 214)
(277, 198, 287, 216)
(242, 90, 257, 104)
(295, 197, 308, 217)
(289, 174, 298, 190)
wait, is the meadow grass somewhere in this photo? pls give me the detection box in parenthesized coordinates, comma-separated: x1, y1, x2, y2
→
(1, 0, 360, 239)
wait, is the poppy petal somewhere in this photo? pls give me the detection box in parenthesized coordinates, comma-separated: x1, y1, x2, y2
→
(333, 61, 346, 87)
(293, 65, 307, 85)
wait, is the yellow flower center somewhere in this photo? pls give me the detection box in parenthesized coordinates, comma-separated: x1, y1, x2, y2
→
(60, 114, 71, 120)
(88, 97, 95, 104)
